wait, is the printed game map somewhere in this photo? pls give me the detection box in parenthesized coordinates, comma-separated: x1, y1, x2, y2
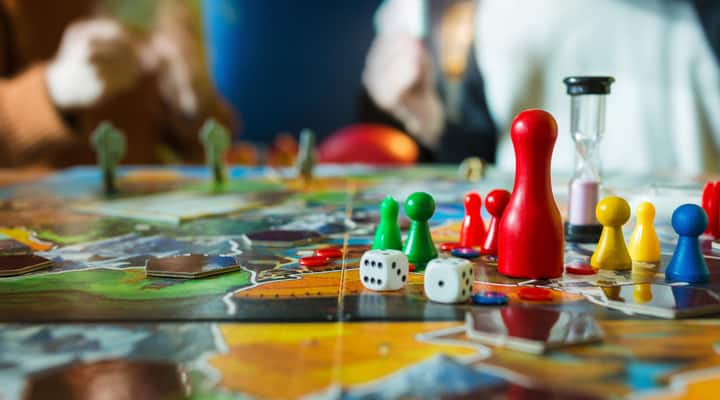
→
(0, 165, 718, 399)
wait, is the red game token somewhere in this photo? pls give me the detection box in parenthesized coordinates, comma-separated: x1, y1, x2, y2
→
(314, 247, 343, 259)
(299, 256, 330, 268)
(440, 242, 461, 252)
(409, 264, 416, 272)
(518, 287, 554, 301)
(565, 262, 596, 275)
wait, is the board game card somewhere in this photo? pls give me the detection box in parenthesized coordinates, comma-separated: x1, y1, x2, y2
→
(74, 192, 260, 224)
(464, 306, 604, 354)
(594, 283, 720, 319)
(145, 254, 241, 279)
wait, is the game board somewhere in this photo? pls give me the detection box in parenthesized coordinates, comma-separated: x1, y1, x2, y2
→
(0, 165, 718, 399)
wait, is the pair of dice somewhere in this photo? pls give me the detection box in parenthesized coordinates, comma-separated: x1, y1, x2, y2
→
(359, 249, 473, 303)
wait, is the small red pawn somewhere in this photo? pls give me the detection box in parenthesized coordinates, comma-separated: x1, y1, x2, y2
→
(498, 109, 564, 279)
(702, 180, 719, 238)
(480, 189, 511, 256)
(460, 192, 486, 247)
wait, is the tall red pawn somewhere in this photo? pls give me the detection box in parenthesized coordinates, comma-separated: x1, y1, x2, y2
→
(480, 189, 510, 256)
(460, 192, 486, 247)
(498, 110, 564, 279)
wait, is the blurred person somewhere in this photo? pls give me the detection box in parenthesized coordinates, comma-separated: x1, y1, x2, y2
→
(363, 0, 720, 174)
(0, 0, 234, 167)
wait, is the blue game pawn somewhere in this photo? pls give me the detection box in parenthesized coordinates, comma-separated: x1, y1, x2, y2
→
(665, 204, 709, 283)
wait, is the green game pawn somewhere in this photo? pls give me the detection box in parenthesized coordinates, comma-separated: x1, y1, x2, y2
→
(403, 192, 438, 270)
(372, 196, 403, 250)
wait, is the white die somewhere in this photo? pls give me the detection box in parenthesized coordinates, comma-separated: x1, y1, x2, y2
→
(424, 257, 474, 303)
(359, 249, 409, 291)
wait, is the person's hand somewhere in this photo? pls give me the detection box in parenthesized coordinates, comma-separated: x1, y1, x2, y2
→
(144, 0, 221, 119)
(362, 33, 445, 149)
(46, 19, 143, 110)
(141, 33, 198, 118)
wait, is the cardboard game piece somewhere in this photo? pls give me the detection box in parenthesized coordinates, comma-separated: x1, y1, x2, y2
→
(245, 230, 324, 247)
(465, 306, 604, 354)
(594, 283, 720, 319)
(145, 254, 241, 278)
(0, 254, 53, 277)
(75, 192, 259, 224)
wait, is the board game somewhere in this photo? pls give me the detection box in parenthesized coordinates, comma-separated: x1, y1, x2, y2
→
(0, 164, 719, 400)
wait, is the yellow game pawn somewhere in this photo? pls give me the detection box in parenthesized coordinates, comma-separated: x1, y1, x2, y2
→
(591, 196, 632, 270)
(628, 202, 661, 263)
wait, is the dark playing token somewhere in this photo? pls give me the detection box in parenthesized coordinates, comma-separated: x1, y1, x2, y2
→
(246, 230, 324, 247)
(472, 291, 508, 305)
(565, 262, 596, 275)
(314, 247, 343, 259)
(440, 242, 461, 252)
(518, 287, 554, 301)
(299, 256, 330, 268)
(0, 254, 53, 277)
(145, 254, 240, 279)
(451, 247, 480, 259)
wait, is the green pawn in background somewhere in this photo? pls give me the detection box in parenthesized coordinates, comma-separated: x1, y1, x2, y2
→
(403, 192, 438, 270)
(372, 196, 403, 250)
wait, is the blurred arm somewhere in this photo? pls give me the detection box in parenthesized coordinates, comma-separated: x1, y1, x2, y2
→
(0, 63, 74, 166)
(150, 1, 238, 162)
(361, 45, 497, 163)
(0, 39, 73, 165)
(0, 0, 72, 166)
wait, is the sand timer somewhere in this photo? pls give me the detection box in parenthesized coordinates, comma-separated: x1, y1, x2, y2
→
(563, 76, 615, 243)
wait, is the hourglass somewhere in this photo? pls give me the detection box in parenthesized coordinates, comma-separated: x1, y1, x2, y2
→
(563, 76, 615, 243)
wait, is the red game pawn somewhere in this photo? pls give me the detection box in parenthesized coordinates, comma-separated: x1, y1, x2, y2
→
(480, 189, 511, 256)
(701, 180, 720, 238)
(498, 110, 564, 279)
(459, 192, 486, 247)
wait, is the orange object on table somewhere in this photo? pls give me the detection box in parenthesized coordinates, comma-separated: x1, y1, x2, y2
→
(318, 124, 419, 165)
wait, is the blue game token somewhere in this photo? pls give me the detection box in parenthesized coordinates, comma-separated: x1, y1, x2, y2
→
(472, 291, 508, 305)
(451, 247, 480, 259)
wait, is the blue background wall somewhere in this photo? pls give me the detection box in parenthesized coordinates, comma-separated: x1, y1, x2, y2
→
(203, 0, 382, 142)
